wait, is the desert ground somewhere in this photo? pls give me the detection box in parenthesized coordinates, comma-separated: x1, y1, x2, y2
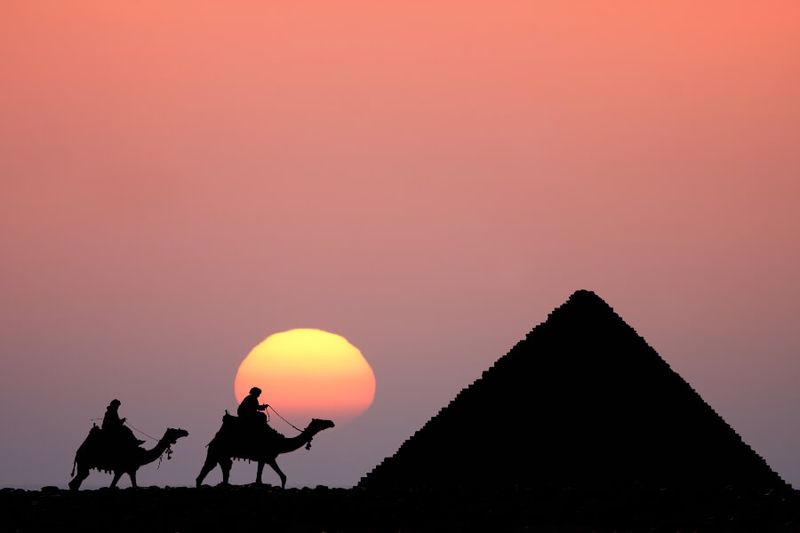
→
(3, 484, 799, 532)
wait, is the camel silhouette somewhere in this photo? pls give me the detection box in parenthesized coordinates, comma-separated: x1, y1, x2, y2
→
(68, 425, 189, 490)
(196, 413, 334, 488)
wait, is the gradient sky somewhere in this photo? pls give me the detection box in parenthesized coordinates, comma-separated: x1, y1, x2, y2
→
(1, 1, 799, 489)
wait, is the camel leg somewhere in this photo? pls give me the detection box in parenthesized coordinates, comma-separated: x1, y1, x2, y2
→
(255, 461, 265, 485)
(110, 471, 123, 489)
(68, 465, 90, 491)
(219, 457, 233, 485)
(196, 453, 218, 487)
(129, 470, 138, 489)
(266, 459, 287, 489)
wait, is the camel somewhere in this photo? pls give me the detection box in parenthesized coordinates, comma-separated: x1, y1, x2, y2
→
(196, 413, 334, 488)
(68, 425, 189, 490)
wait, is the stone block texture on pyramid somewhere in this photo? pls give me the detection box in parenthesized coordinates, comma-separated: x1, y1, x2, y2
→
(360, 290, 785, 491)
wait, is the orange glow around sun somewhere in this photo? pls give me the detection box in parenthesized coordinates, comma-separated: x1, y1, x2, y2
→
(234, 329, 376, 423)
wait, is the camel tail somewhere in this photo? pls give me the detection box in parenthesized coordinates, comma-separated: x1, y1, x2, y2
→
(71, 456, 76, 477)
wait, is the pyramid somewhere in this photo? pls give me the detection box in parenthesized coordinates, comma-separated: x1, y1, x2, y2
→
(360, 290, 785, 491)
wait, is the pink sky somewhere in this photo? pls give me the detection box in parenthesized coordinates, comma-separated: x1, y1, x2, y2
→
(1, 1, 799, 488)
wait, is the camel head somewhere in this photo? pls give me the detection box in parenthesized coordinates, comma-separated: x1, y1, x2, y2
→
(306, 418, 335, 434)
(162, 427, 189, 445)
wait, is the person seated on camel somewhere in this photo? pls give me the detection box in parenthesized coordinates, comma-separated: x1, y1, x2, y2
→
(102, 399, 145, 447)
(238, 387, 269, 427)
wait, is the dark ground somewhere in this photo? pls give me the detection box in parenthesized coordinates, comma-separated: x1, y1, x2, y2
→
(2, 485, 799, 532)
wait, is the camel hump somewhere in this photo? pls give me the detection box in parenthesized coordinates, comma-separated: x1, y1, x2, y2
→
(76, 424, 104, 454)
(222, 412, 238, 426)
(75, 423, 141, 464)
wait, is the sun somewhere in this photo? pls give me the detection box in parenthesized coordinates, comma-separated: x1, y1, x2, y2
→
(234, 328, 376, 423)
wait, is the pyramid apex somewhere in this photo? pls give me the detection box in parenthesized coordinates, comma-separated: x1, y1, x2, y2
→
(547, 289, 615, 317)
(567, 289, 605, 302)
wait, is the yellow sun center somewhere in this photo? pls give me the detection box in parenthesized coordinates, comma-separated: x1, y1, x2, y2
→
(234, 328, 376, 423)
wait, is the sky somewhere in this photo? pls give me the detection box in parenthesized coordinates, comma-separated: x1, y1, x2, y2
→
(1, 1, 799, 489)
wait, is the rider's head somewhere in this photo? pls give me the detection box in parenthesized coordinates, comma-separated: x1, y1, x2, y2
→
(109, 399, 121, 407)
(249, 387, 262, 397)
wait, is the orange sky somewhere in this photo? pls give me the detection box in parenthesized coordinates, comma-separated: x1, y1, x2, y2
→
(1, 1, 799, 488)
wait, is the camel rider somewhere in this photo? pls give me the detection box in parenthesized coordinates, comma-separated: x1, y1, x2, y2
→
(102, 399, 145, 447)
(238, 387, 269, 427)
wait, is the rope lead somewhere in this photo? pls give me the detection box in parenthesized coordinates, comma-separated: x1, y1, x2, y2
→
(267, 406, 303, 433)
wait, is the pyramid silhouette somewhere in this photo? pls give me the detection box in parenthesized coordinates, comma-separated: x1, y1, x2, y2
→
(360, 290, 785, 491)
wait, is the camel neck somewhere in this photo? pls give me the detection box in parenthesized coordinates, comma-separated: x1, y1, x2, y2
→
(139, 438, 171, 466)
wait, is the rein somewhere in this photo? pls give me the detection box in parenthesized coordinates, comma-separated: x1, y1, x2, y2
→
(92, 415, 159, 442)
(127, 422, 159, 442)
(267, 406, 313, 449)
(116, 418, 174, 469)
(267, 406, 303, 432)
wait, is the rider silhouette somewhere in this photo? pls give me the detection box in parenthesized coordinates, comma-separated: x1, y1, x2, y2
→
(102, 399, 145, 446)
(238, 387, 269, 427)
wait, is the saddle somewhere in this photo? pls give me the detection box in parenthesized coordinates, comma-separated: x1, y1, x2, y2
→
(222, 412, 284, 442)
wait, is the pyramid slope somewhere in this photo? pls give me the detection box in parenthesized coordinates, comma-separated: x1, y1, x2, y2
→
(360, 290, 785, 491)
